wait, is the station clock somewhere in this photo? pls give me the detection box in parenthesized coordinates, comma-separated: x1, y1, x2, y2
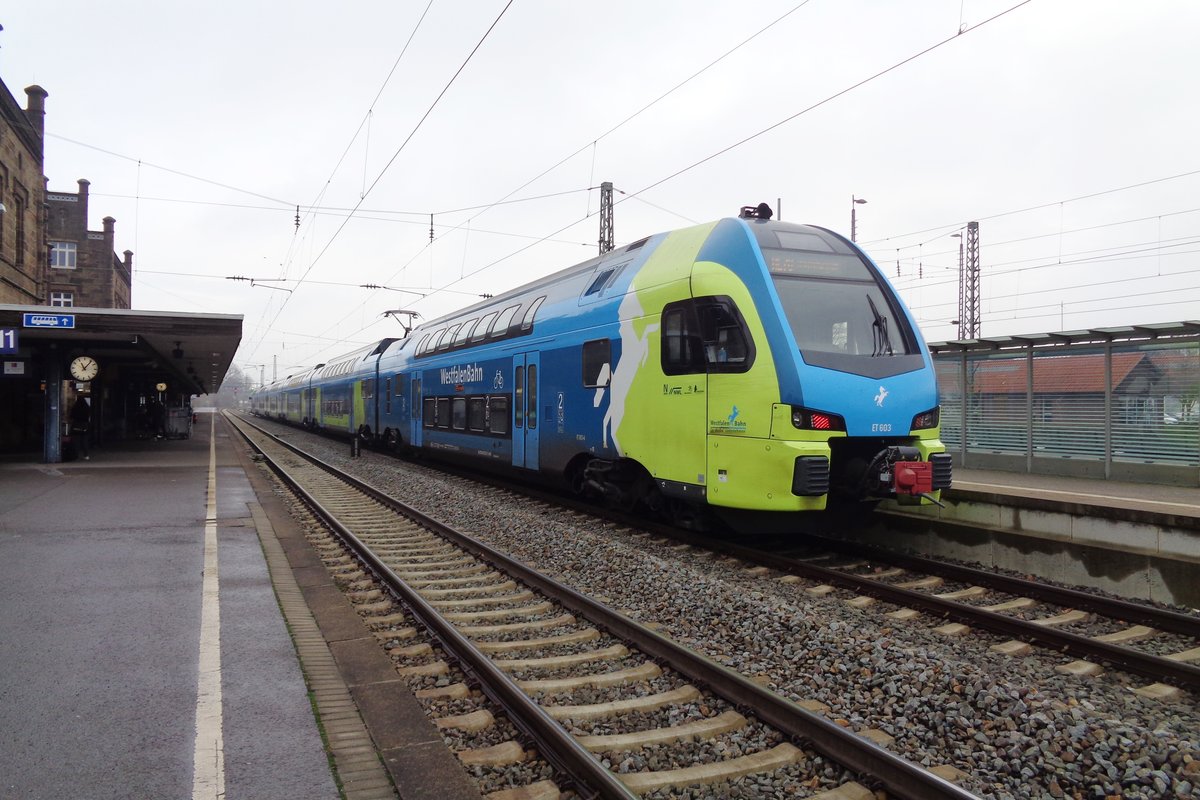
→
(69, 355, 99, 382)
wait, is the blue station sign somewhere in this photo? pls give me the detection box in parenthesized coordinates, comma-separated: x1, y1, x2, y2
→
(0, 328, 17, 354)
(23, 313, 75, 329)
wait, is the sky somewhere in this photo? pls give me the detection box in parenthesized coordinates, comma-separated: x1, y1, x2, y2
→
(4, 0, 1198, 383)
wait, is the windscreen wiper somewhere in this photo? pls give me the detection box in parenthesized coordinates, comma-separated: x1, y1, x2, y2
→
(868, 295, 894, 357)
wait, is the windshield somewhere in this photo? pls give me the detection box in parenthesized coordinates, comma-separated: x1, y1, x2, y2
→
(768, 250, 914, 358)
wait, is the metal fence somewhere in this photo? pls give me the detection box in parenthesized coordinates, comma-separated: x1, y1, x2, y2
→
(930, 323, 1200, 486)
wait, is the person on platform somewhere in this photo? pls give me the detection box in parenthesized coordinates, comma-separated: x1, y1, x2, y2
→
(70, 397, 91, 460)
(147, 398, 166, 439)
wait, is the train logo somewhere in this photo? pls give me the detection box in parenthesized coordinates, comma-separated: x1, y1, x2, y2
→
(874, 386, 889, 407)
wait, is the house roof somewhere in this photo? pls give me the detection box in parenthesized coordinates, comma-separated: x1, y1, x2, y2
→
(970, 352, 1156, 394)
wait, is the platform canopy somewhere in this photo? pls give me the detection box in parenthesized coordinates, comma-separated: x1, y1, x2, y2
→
(929, 321, 1200, 355)
(0, 304, 243, 395)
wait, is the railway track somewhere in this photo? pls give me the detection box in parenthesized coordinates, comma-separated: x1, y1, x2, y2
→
(378, 434, 1200, 696)
(623, 529, 1200, 697)
(228, 412, 977, 799)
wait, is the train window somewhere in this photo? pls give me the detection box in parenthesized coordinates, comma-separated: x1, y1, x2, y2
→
(471, 312, 498, 342)
(438, 325, 460, 351)
(436, 397, 450, 429)
(488, 396, 509, 435)
(416, 334, 431, 355)
(583, 264, 628, 299)
(696, 297, 755, 373)
(429, 329, 448, 352)
(583, 339, 611, 387)
(584, 270, 613, 296)
(423, 397, 437, 428)
(520, 296, 545, 331)
(394, 374, 406, 396)
(451, 397, 467, 430)
(490, 305, 520, 338)
(514, 366, 525, 428)
(363, 379, 375, 401)
(661, 302, 705, 375)
(453, 320, 477, 346)
(774, 231, 836, 253)
(527, 365, 537, 430)
(467, 397, 486, 431)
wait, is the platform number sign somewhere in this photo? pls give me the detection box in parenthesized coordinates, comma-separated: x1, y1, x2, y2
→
(0, 328, 17, 354)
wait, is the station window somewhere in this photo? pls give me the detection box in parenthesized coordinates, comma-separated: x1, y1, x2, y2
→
(582, 339, 611, 387)
(50, 291, 73, 307)
(50, 241, 77, 269)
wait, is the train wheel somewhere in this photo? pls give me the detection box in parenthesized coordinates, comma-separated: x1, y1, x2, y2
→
(565, 456, 592, 497)
(666, 497, 712, 531)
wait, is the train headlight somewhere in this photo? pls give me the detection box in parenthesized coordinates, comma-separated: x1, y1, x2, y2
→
(911, 407, 940, 430)
(791, 406, 846, 432)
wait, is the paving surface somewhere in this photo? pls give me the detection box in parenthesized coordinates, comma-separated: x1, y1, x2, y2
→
(0, 416, 340, 799)
(951, 467, 1200, 522)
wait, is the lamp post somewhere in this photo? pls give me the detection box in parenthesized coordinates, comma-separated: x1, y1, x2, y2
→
(851, 196, 867, 242)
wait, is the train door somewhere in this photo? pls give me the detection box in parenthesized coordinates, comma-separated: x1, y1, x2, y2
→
(511, 353, 540, 470)
(410, 376, 423, 448)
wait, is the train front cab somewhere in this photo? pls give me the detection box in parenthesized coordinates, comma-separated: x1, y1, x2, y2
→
(627, 216, 950, 517)
(700, 217, 950, 513)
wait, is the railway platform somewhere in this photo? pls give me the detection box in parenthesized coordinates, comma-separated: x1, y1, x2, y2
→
(949, 467, 1200, 525)
(0, 412, 475, 800)
(875, 467, 1200, 607)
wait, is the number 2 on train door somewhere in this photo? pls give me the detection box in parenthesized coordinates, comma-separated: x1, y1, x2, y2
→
(512, 353, 539, 470)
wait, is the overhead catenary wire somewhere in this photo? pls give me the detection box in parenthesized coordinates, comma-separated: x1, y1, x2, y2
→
(243, 0, 515, 362)
(619, 1, 1034, 204)
(368, 0, 1035, 314)
(862, 167, 1200, 251)
(259, 0, 1043, 368)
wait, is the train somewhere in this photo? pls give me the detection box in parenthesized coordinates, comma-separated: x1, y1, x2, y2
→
(251, 203, 951, 528)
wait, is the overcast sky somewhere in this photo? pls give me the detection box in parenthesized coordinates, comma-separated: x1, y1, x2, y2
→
(4, 0, 1198, 381)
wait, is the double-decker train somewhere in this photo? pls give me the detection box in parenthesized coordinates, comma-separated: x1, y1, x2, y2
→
(251, 204, 950, 527)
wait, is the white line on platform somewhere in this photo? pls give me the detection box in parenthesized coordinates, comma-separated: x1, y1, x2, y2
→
(954, 481, 1200, 512)
(193, 416, 225, 799)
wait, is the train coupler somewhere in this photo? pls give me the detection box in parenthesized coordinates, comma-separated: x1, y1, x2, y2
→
(877, 446, 946, 507)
